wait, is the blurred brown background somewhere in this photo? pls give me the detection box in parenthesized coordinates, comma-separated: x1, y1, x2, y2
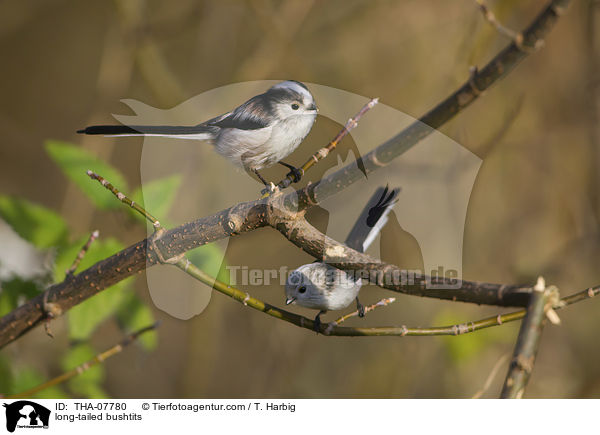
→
(1, 0, 599, 398)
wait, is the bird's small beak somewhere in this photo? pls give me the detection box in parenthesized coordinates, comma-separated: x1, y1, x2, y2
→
(286, 297, 296, 305)
(308, 104, 318, 112)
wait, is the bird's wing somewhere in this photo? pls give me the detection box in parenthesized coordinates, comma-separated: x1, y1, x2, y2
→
(344, 185, 400, 253)
(204, 94, 272, 130)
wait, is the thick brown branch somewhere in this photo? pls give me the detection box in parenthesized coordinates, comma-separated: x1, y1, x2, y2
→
(0, 200, 269, 348)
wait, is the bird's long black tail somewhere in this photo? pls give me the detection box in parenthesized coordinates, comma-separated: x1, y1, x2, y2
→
(77, 124, 214, 137)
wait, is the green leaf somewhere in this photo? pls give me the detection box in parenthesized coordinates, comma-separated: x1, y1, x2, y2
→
(45, 140, 128, 210)
(0, 277, 42, 317)
(131, 174, 182, 224)
(11, 367, 69, 399)
(67, 238, 133, 340)
(116, 293, 158, 351)
(186, 243, 229, 285)
(0, 196, 68, 249)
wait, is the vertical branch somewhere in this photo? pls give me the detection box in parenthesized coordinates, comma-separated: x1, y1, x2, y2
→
(500, 277, 555, 398)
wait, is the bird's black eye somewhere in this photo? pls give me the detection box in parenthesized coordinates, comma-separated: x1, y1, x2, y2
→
(291, 103, 300, 110)
(298, 286, 306, 294)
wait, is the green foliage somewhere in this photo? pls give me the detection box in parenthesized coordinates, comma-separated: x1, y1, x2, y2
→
(187, 242, 229, 285)
(66, 238, 133, 340)
(45, 140, 128, 210)
(0, 277, 42, 317)
(11, 367, 68, 399)
(61, 344, 107, 398)
(0, 196, 68, 249)
(0, 142, 185, 398)
(117, 292, 158, 351)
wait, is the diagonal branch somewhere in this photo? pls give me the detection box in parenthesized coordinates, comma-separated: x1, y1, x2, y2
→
(0, 0, 571, 349)
(291, 0, 570, 212)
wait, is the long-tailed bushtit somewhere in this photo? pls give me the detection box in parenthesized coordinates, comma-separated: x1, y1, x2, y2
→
(78, 80, 317, 189)
(285, 186, 399, 331)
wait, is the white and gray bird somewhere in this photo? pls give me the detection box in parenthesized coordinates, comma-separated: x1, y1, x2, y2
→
(285, 186, 399, 331)
(77, 80, 318, 189)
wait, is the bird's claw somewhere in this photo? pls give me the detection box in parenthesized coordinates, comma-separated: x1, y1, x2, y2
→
(357, 300, 365, 318)
(261, 182, 279, 196)
(313, 315, 322, 333)
(286, 167, 304, 183)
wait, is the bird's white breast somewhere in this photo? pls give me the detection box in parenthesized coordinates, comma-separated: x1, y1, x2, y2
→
(214, 112, 316, 170)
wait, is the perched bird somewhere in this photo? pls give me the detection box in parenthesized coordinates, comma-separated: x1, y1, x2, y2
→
(285, 186, 399, 331)
(77, 80, 318, 189)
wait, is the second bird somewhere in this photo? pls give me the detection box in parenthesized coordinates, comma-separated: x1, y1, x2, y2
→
(285, 186, 400, 332)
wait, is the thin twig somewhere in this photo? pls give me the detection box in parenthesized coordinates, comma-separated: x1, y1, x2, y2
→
(476, 0, 543, 52)
(477, 0, 520, 40)
(265, 97, 379, 195)
(86, 172, 186, 266)
(500, 277, 552, 398)
(86, 170, 161, 229)
(65, 230, 100, 277)
(325, 297, 396, 334)
(472, 352, 510, 399)
(1, 322, 158, 399)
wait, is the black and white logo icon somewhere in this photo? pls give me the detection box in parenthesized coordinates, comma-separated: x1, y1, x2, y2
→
(2, 401, 50, 433)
